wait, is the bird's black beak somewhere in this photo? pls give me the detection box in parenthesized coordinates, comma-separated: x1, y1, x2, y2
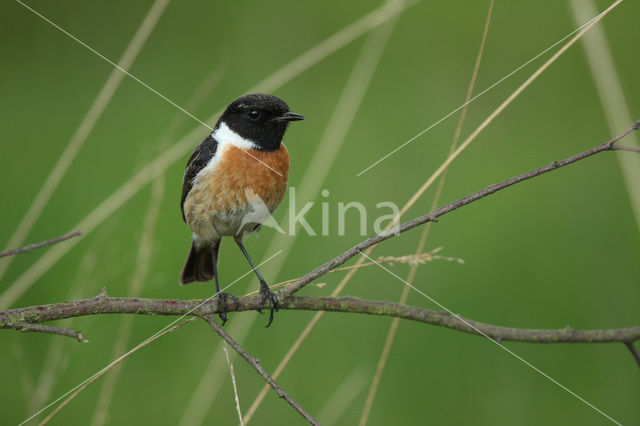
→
(275, 111, 305, 122)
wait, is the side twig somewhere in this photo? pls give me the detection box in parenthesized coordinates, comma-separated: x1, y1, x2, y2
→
(0, 231, 82, 258)
(611, 145, 640, 154)
(204, 317, 319, 425)
(16, 322, 87, 343)
(624, 341, 640, 368)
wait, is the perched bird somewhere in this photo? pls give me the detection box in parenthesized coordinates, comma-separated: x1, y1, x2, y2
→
(180, 93, 304, 326)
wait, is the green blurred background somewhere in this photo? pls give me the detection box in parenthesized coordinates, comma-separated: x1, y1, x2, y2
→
(1, 0, 639, 424)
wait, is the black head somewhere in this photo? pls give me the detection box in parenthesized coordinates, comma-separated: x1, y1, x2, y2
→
(216, 93, 304, 151)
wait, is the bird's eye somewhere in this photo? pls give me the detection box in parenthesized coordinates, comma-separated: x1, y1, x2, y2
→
(248, 110, 261, 121)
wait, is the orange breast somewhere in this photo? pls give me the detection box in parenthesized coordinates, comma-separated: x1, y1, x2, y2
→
(185, 142, 289, 225)
(213, 143, 289, 211)
(184, 143, 289, 240)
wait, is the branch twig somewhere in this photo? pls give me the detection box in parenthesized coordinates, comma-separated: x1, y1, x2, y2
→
(279, 119, 640, 298)
(205, 317, 319, 425)
(0, 231, 82, 258)
(16, 322, 87, 342)
(625, 341, 640, 368)
(3, 293, 639, 346)
(611, 145, 640, 154)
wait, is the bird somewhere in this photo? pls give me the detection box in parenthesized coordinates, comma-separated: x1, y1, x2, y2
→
(179, 93, 304, 326)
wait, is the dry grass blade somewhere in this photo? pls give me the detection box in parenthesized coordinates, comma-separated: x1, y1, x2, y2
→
(247, 0, 414, 94)
(222, 345, 244, 426)
(317, 367, 368, 425)
(89, 179, 165, 426)
(241, 1, 404, 421)
(396, 0, 623, 220)
(29, 319, 195, 426)
(569, 0, 640, 232)
(10, 0, 170, 411)
(244, 247, 462, 296)
(27, 242, 102, 417)
(360, 1, 493, 422)
(0, 0, 171, 282)
(89, 63, 225, 426)
(178, 309, 255, 426)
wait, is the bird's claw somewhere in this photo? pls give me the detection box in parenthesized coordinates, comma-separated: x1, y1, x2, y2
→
(216, 291, 238, 326)
(258, 285, 279, 327)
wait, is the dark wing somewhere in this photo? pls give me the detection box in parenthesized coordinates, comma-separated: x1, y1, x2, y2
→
(180, 135, 218, 222)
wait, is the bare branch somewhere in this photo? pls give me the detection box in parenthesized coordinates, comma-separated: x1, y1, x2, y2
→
(279, 119, 640, 298)
(2, 293, 639, 346)
(205, 317, 319, 425)
(0, 231, 82, 258)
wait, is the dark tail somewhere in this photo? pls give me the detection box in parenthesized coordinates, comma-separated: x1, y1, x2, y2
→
(179, 242, 215, 285)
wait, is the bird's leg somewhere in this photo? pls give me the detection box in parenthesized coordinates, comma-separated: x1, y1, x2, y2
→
(212, 241, 238, 325)
(234, 237, 279, 327)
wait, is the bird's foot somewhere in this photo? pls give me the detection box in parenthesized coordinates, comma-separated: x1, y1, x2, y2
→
(216, 291, 239, 326)
(258, 284, 279, 327)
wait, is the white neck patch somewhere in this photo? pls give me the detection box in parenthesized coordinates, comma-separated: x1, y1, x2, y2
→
(211, 122, 259, 150)
(191, 122, 261, 185)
